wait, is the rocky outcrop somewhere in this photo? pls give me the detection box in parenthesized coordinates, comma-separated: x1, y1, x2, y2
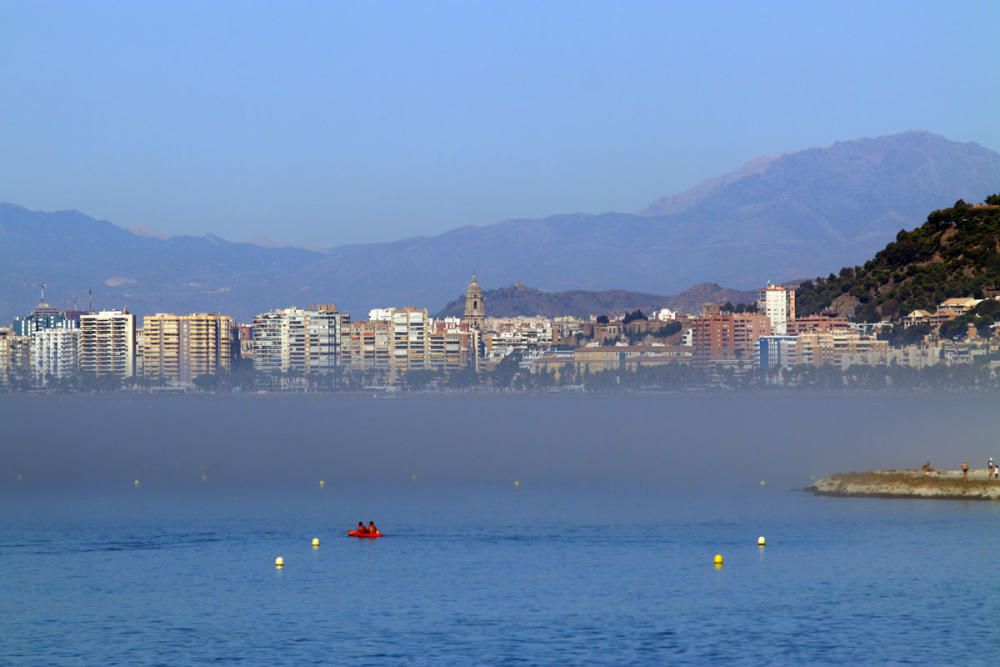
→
(809, 469, 1000, 501)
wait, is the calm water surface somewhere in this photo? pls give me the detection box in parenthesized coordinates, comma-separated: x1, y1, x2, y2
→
(2, 395, 998, 665)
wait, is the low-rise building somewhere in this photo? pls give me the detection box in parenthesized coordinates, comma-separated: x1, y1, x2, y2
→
(797, 330, 888, 370)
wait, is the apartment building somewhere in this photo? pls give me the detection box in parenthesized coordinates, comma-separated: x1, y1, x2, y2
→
(758, 283, 796, 335)
(693, 304, 771, 366)
(796, 330, 887, 370)
(30, 327, 81, 384)
(390, 307, 429, 373)
(142, 313, 236, 385)
(0, 328, 30, 387)
(342, 319, 392, 372)
(757, 335, 798, 370)
(79, 310, 136, 378)
(252, 305, 348, 376)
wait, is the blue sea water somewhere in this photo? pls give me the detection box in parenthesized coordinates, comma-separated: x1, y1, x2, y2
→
(4, 485, 1000, 665)
(3, 394, 1000, 664)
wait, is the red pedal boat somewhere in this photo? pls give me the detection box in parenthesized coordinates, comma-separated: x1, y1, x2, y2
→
(347, 530, 382, 538)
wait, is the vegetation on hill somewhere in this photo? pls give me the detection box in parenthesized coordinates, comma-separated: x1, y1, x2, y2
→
(435, 282, 756, 318)
(796, 197, 1000, 321)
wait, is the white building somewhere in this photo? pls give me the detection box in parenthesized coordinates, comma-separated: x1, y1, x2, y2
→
(79, 310, 136, 378)
(758, 283, 796, 335)
(30, 327, 81, 384)
(252, 305, 348, 376)
(368, 308, 396, 322)
(390, 307, 429, 372)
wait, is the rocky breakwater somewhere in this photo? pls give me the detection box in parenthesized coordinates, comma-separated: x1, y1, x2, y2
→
(809, 469, 1000, 501)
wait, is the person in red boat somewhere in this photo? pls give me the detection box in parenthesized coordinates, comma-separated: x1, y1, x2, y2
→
(368, 521, 378, 535)
(356, 521, 367, 535)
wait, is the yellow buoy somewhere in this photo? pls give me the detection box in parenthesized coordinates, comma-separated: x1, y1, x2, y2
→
(311, 537, 320, 548)
(514, 480, 521, 488)
(275, 556, 285, 568)
(319, 480, 326, 489)
(758, 536, 766, 547)
(713, 554, 724, 566)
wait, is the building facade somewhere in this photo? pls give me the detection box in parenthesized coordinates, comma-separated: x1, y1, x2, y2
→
(757, 335, 798, 370)
(0, 328, 31, 388)
(79, 310, 136, 378)
(758, 283, 796, 335)
(29, 327, 81, 384)
(142, 313, 236, 385)
(252, 305, 348, 376)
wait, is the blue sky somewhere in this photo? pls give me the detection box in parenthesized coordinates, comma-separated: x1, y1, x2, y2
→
(1, 0, 998, 247)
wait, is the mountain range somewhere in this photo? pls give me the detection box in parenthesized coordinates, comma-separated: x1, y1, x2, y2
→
(1, 130, 998, 322)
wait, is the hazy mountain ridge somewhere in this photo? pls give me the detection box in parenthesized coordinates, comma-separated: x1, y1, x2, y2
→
(435, 283, 757, 319)
(1, 130, 998, 321)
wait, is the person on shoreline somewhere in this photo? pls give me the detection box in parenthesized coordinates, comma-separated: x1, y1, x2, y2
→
(962, 459, 969, 481)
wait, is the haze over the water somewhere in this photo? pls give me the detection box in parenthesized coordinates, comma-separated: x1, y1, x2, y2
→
(1, 1, 998, 247)
(4, 394, 995, 493)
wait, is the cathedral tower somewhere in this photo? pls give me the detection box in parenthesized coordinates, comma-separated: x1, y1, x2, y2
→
(463, 274, 485, 331)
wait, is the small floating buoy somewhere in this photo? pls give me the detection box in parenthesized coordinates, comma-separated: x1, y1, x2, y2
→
(311, 537, 320, 548)
(16, 473, 23, 481)
(201, 473, 208, 482)
(319, 480, 325, 489)
(275, 556, 284, 568)
(758, 536, 766, 547)
(133, 479, 140, 488)
(514, 480, 521, 488)
(713, 554, 724, 566)
(411, 473, 417, 481)
(760, 480, 766, 487)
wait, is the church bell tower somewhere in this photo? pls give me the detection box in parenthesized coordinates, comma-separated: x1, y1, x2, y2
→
(463, 274, 485, 331)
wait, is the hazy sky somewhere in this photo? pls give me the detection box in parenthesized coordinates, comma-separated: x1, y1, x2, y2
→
(1, 1, 998, 248)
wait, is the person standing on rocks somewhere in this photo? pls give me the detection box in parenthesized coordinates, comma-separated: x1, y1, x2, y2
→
(962, 459, 970, 481)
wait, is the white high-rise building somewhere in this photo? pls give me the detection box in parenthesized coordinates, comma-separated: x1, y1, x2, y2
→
(79, 310, 136, 378)
(30, 327, 81, 384)
(390, 307, 428, 372)
(252, 305, 348, 376)
(757, 283, 796, 335)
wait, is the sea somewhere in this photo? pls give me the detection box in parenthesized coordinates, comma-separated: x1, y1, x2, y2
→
(3, 393, 1000, 665)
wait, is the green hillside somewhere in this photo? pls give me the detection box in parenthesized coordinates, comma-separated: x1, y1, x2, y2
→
(796, 195, 1000, 321)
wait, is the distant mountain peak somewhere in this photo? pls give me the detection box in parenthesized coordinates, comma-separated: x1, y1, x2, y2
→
(640, 130, 997, 218)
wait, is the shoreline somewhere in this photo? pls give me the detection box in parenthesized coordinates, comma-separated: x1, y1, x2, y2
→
(808, 469, 1000, 501)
